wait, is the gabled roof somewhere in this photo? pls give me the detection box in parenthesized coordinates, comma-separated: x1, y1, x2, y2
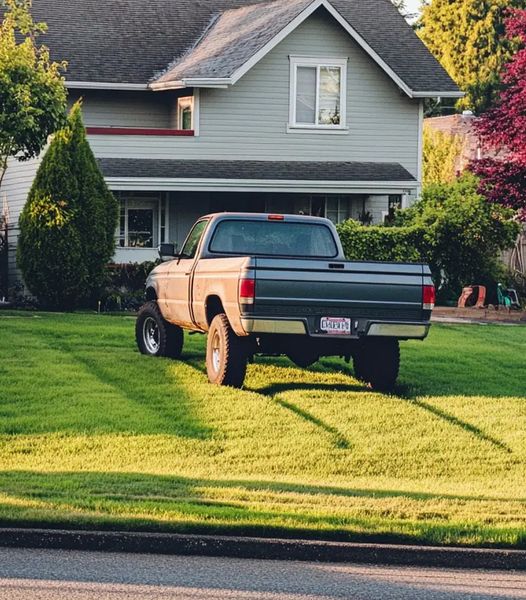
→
(29, 0, 461, 96)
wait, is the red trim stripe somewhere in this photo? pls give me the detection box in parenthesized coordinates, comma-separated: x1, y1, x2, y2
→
(86, 127, 194, 136)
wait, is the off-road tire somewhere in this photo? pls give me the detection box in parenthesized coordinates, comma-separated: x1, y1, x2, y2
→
(136, 301, 184, 359)
(206, 313, 248, 388)
(353, 338, 400, 392)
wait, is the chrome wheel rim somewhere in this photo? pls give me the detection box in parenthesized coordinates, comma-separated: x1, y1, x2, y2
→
(143, 317, 160, 354)
(211, 330, 221, 373)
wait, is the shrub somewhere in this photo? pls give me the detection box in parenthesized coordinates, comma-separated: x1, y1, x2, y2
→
(337, 175, 520, 303)
(100, 261, 159, 312)
(18, 102, 118, 309)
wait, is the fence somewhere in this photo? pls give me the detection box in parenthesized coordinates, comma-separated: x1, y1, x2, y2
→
(502, 225, 526, 282)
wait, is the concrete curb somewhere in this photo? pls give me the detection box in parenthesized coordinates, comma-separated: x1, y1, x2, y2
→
(0, 528, 524, 571)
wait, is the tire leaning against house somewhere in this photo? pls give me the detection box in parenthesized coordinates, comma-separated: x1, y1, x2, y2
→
(136, 301, 184, 359)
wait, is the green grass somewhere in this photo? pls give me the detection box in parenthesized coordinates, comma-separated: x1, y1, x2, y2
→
(0, 311, 525, 548)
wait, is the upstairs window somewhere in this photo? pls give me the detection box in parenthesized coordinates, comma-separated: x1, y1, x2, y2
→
(289, 57, 347, 130)
(177, 96, 194, 130)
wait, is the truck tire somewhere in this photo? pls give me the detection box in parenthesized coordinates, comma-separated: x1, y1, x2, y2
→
(206, 313, 247, 388)
(136, 301, 184, 359)
(353, 338, 400, 392)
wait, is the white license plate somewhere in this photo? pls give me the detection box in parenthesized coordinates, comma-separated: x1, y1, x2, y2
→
(320, 317, 351, 335)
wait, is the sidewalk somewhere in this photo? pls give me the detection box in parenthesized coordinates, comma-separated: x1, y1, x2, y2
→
(432, 307, 526, 325)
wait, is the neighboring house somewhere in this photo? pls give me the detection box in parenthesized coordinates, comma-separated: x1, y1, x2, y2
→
(424, 112, 482, 176)
(1, 0, 461, 273)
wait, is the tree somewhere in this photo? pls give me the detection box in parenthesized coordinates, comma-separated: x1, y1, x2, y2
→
(18, 103, 119, 309)
(0, 0, 67, 189)
(418, 0, 526, 114)
(471, 9, 526, 221)
(422, 127, 463, 186)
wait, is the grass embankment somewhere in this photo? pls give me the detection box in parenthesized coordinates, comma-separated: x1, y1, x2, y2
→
(0, 312, 525, 548)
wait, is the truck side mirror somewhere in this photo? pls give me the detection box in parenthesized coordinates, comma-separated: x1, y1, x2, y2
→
(159, 243, 177, 260)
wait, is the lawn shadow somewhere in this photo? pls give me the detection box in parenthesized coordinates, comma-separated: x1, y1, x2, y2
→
(35, 336, 212, 439)
(0, 470, 524, 550)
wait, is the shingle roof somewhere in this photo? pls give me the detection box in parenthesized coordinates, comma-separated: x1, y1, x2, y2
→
(98, 158, 416, 181)
(29, 0, 459, 94)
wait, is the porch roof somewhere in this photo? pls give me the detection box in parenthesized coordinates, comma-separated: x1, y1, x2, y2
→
(98, 159, 416, 182)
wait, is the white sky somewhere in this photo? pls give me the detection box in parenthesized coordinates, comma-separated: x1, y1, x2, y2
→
(404, 0, 422, 16)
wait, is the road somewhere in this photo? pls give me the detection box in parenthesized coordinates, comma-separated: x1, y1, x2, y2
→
(0, 547, 524, 599)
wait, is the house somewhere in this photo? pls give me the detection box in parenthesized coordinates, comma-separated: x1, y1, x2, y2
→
(1, 0, 461, 274)
(424, 112, 482, 176)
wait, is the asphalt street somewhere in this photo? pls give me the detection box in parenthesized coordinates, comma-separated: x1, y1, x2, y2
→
(0, 547, 524, 599)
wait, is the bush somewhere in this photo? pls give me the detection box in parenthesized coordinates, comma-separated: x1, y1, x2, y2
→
(18, 102, 118, 309)
(100, 261, 159, 312)
(337, 175, 520, 303)
(337, 220, 425, 263)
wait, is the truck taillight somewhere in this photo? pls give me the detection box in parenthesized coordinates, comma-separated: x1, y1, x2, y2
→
(423, 284, 436, 310)
(239, 278, 255, 305)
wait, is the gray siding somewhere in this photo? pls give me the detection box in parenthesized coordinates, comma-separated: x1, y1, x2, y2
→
(85, 9, 421, 183)
(70, 90, 174, 129)
(0, 157, 41, 281)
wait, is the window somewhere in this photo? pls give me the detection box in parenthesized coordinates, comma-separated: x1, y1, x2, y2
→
(177, 96, 194, 130)
(209, 220, 338, 258)
(117, 192, 169, 248)
(180, 219, 208, 259)
(384, 194, 402, 224)
(289, 57, 347, 130)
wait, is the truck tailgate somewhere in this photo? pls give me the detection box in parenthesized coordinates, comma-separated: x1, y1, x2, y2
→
(251, 257, 430, 327)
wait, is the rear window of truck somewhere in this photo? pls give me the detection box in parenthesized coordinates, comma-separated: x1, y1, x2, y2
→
(209, 220, 338, 258)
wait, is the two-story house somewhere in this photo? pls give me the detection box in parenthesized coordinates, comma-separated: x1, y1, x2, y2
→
(1, 0, 461, 273)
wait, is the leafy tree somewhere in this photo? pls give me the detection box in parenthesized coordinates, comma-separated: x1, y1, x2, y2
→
(338, 175, 519, 303)
(18, 103, 119, 309)
(422, 127, 463, 186)
(0, 0, 67, 189)
(471, 10, 526, 221)
(418, 0, 526, 113)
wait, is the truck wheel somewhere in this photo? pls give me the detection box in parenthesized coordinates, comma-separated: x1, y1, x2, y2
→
(353, 338, 400, 392)
(206, 314, 247, 388)
(136, 301, 184, 359)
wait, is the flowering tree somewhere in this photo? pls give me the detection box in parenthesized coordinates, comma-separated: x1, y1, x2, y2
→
(471, 9, 526, 221)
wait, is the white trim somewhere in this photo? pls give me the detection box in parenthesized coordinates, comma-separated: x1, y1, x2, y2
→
(66, 81, 149, 91)
(286, 125, 349, 135)
(412, 91, 465, 98)
(193, 89, 201, 137)
(416, 100, 424, 197)
(289, 56, 348, 130)
(150, 78, 231, 91)
(176, 96, 194, 130)
(106, 177, 417, 195)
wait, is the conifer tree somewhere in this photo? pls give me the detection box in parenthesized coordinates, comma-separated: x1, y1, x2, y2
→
(18, 103, 118, 308)
(418, 0, 526, 113)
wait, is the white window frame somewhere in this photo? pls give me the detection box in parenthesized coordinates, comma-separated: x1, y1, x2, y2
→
(117, 192, 169, 249)
(288, 56, 348, 133)
(177, 96, 195, 131)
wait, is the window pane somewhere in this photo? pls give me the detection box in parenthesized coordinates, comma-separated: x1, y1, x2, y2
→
(296, 67, 316, 124)
(181, 106, 192, 130)
(181, 219, 208, 259)
(319, 67, 341, 125)
(128, 209, 154, 248)
(210, 220, 338, 258)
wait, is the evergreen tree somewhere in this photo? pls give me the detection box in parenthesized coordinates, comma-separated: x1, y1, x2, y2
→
(18, 103, 118, 309)
(418, 0, 526, 113)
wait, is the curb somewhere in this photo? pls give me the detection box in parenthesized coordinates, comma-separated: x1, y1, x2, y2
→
(0, 528, 524, 571)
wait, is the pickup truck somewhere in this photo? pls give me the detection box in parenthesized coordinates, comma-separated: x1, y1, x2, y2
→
(136, 213, 435, 390)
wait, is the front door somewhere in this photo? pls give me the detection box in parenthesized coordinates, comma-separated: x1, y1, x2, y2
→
(164, 219, 208, 328)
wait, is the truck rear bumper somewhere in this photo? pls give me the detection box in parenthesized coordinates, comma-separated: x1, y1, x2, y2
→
(241, 318, 430, 339)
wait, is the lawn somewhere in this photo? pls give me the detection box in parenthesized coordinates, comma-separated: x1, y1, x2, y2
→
(0, 311, 525, 548)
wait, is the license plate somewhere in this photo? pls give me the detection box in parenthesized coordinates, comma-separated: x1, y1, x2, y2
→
(320, 317, 351, 335)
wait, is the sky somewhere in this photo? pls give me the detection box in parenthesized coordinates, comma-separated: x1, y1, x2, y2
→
(404, 0, 422, 17)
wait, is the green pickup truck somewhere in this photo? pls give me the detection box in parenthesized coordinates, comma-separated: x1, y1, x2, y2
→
(136, 213, 435, 390)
